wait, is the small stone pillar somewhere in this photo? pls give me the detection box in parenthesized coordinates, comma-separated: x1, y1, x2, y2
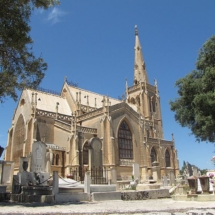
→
(152, 161, 161, 182)
(140, 166, 148, 182)
(132, 163, 140, 183)
(52, 171, 59, 195)
(110, 167, 117, 184)
(84, 171, 91, 194)
(197, 178, 203, 194)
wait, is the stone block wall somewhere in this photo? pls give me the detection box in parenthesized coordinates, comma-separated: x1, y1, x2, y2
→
(121, 188, 170, 200)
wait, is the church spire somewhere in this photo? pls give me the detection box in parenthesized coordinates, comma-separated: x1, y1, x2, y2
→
(134, 25, 148, 85)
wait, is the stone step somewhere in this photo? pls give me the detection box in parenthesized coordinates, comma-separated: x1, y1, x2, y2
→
(91, 191, 121, 201)
(10, 194, 54, 203)
(59, 187, 84, 193)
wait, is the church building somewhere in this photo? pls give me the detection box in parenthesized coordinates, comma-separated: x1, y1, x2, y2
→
(5, 26, 179, 181)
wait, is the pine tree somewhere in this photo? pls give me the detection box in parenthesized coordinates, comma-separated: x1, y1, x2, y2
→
(170, 36, 215, 143)
(0, 0, 59, 103)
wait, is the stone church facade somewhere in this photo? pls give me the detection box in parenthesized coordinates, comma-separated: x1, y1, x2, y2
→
(5, 27, 179, 181)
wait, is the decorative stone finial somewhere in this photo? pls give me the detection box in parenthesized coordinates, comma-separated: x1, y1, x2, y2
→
(135, 25, 138, 35)
(172, 133, 175, 142)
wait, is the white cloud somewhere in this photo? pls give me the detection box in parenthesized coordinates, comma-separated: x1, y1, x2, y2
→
(47, 7, 66, 25)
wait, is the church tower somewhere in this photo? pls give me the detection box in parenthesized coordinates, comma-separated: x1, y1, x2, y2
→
(133, 25, 148, 85)
(126, 26, 164, 139)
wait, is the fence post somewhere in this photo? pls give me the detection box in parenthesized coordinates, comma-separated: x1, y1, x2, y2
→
(52, 171, 59, 195)
(84, 171, 91, 194)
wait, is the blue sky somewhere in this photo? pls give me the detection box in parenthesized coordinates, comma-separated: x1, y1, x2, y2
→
(1, 0, 215, 170)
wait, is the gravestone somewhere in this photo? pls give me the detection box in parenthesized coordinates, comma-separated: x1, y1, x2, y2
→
(169, 171, 175, 186)
(186, 162, 193, 176)
(88, 137, 102, 169)
(30, 141, 47, 173)
(192, 166, 198, 177)
(132, 163, 140, 181)
(162, 176, 168, 187)
(152, 161, 161, 182)
(30, 141, 50, 186)
(0, 161, 14, 184)
(18, 160, 35, 186)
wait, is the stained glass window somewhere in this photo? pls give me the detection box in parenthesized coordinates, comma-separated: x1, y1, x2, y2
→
(118, 121, 133, 159)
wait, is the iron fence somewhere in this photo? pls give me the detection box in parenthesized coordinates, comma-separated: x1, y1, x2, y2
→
(70, 166, 109, 184)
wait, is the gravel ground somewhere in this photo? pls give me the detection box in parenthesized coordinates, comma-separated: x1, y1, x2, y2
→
(0, 199, 215, 215)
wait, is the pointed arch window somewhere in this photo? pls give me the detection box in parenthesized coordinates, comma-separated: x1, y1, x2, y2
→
(118, 121, 133, 159)
(165, 149, 171, 167)
(13, 114, 26, 167)
(136, 96, 140, 106)
(52, 154, 55, 165)
(130, 97, 135, 105)
(150, 147, 157, 164)
(149, 97, 156, 113)
(56, 154, 59, 165)
(83, 142, 89, 165)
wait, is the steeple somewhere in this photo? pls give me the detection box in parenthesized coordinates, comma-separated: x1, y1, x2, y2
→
(134, 25, 148, 85)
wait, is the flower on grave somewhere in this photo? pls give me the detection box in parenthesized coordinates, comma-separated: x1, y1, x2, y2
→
(209, 173, 214, 178)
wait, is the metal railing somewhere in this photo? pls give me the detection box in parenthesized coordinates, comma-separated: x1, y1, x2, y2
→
(70, 166, 109, 184)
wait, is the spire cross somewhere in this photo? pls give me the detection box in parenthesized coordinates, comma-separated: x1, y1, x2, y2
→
(135, 25, 138, 35)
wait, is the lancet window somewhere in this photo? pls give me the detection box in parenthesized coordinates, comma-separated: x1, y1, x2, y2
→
(150, 147, 157, 164)
(118, 121, 133, 159)
(165, 149, 171, 167)
(83, 142, 89, 165)
(52, 154, 55, 165)
(56, 154, 59, 165)
(149, 96, 156, 113)
(13, 114, 26, 167)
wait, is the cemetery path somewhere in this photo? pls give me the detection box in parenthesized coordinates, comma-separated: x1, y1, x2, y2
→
(0, 199, 214, 214)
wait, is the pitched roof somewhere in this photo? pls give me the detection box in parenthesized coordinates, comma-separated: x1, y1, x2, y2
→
(66, 84, 120, 108)
(26, 89, 71, 115)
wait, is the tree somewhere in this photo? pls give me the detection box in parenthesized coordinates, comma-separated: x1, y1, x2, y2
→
(180, 161, 186, 175)
(0, 0, 59, 103)
(170, 35, 215, 143)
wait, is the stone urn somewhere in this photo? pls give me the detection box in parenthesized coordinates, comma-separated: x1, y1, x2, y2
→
(187, 176, 197, 194)
(199, 175, 210, 193)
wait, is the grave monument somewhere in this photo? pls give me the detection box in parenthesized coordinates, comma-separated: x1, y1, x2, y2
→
(11, 141, 53, 203)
